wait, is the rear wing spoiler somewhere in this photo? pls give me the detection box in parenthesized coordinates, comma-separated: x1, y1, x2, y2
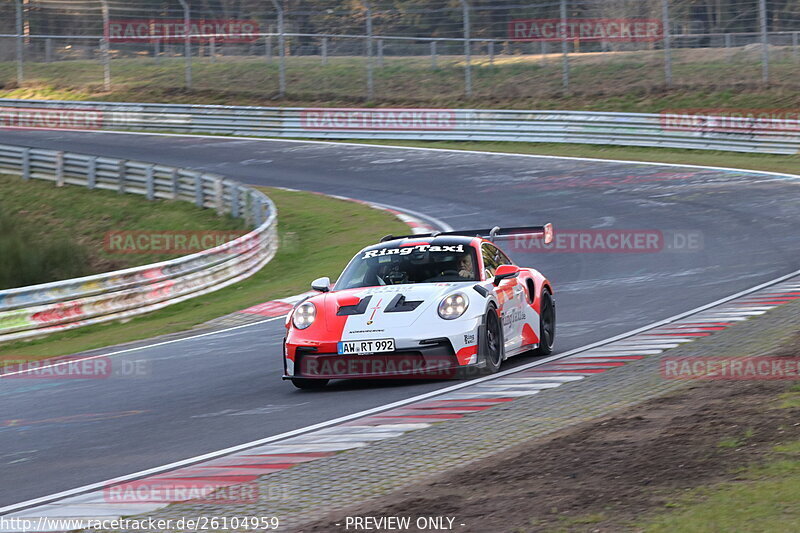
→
(381, 223, 554, 244)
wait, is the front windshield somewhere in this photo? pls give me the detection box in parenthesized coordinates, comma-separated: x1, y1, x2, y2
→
(334, 243, 479, 290)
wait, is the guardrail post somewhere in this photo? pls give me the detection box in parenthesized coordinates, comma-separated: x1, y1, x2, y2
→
(265, 34, 272, 62)
(559, 0, 569, 90)
(430, 41, 437, 69)
(45, 39, 53, 63)
(793, 32, 799, 61)
(118, 160, 127, 194)
(15, 0, 23, 85)
(194, 174, 204, 207)
(321, 36, 328, 65)
(459, 0, 472, 98)
(377, 39, 384, 68)
(231, 185, 240, 218)
(759, 0, 769, 83)
(87, 156, 97, 189)
(270, 0, 286, 98)
(488, 41, 494, 65)
(154, 38, 161, 64)
(21, 148, 30, 181)
(214, 177, 224, 215)
(178, 0, 192, 89)
(662, 0, 672, 87)
(171, 168, 180, 199)
(209, 37, 216, 63)
(99, 1, 111, 91)
(146, 165, 155, 200)
(55, 152, 64, 187)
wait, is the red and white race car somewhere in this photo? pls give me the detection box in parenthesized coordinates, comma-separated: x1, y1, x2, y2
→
(283, 226, 555, 389)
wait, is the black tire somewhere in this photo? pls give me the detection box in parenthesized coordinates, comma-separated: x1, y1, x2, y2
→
(480, 307, 504, 374)
(291, 378, 329, 390)
(532, 289, 556, 356)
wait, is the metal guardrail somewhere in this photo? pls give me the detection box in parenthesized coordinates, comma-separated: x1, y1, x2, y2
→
(1, 99, 798, 155)
(0, 143, 278, 343)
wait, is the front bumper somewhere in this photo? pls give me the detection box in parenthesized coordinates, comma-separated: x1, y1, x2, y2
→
(284, 339, 469, 380)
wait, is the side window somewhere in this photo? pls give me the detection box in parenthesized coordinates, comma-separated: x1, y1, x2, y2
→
(481, 243, 499, 279)
(495, 246, 513, 267)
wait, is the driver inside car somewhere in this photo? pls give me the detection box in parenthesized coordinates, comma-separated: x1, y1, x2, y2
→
(457, 254, 474, 280)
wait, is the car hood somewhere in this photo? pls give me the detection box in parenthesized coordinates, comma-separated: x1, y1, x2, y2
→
(313, 282, 475, 333)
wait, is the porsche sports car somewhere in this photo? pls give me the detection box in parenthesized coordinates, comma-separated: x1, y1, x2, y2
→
(282, 225, 555, 389)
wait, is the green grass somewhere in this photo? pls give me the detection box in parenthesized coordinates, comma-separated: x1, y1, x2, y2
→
(778, 383, 800, 409)
(642, 441, 800, 533)
(0, 186, 407, 361)
(0, 173, 245, 289)
(2, 46, 800, 111)
(717, 428, 755, 450)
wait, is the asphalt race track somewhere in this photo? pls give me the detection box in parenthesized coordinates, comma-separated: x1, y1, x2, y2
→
(1, 130, 799, 508)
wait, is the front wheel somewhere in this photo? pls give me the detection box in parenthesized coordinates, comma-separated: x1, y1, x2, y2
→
(480, 307, 504, 374)
(532, 290, 555, 356)
(291, 378, 329, 390)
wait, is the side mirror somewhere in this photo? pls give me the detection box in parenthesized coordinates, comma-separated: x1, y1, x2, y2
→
(311, 276, 331, 292)
(493, 264, 520, 286)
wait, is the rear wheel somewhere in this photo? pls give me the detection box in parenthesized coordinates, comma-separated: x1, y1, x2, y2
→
(481, 308, 504, 374)
(532, 289, 555, 356)
(291, 378, 329, 390)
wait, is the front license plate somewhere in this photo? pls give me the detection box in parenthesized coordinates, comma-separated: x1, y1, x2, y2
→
(337, 338, 395, 355)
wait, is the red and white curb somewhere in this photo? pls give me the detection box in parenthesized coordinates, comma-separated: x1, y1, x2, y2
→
(2, 272, 798, 530)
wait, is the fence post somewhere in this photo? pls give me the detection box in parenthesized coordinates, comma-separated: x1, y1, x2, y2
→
(87, 156, 97, 189)
(270, 0, 286, 97)
(662, 0, 672, 87)
(321, 36, 328, 65)
(431, 41, 437, 69)
(793, 32, 799, 61)
(724, 32, 732, 61)
(178, 0, 192, 89)
(759, 0, 769, 83)
(21, 148, 30, 181)
(488, 41, 494, 65)
(210, 37, 216, 63)
(146, 165, 155, 200)
(559, 0, 569, 90)
(154, 38, 161, 64)
(265, 34, 273, 61)
(365, 2, 374, 101)
(99, 1, 111, 91)
(377, 39, 384, 67)
(459, 0, 472, 98)
(55, 152, 64, 187)
(15, 0, 23, 85)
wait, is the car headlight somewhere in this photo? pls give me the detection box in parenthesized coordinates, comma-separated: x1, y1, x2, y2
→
(438, 292, 469, 320)
(292, 302, 316, 329)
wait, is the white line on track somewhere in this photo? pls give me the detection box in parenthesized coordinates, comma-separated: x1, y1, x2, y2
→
(2, 266, 799, 516)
